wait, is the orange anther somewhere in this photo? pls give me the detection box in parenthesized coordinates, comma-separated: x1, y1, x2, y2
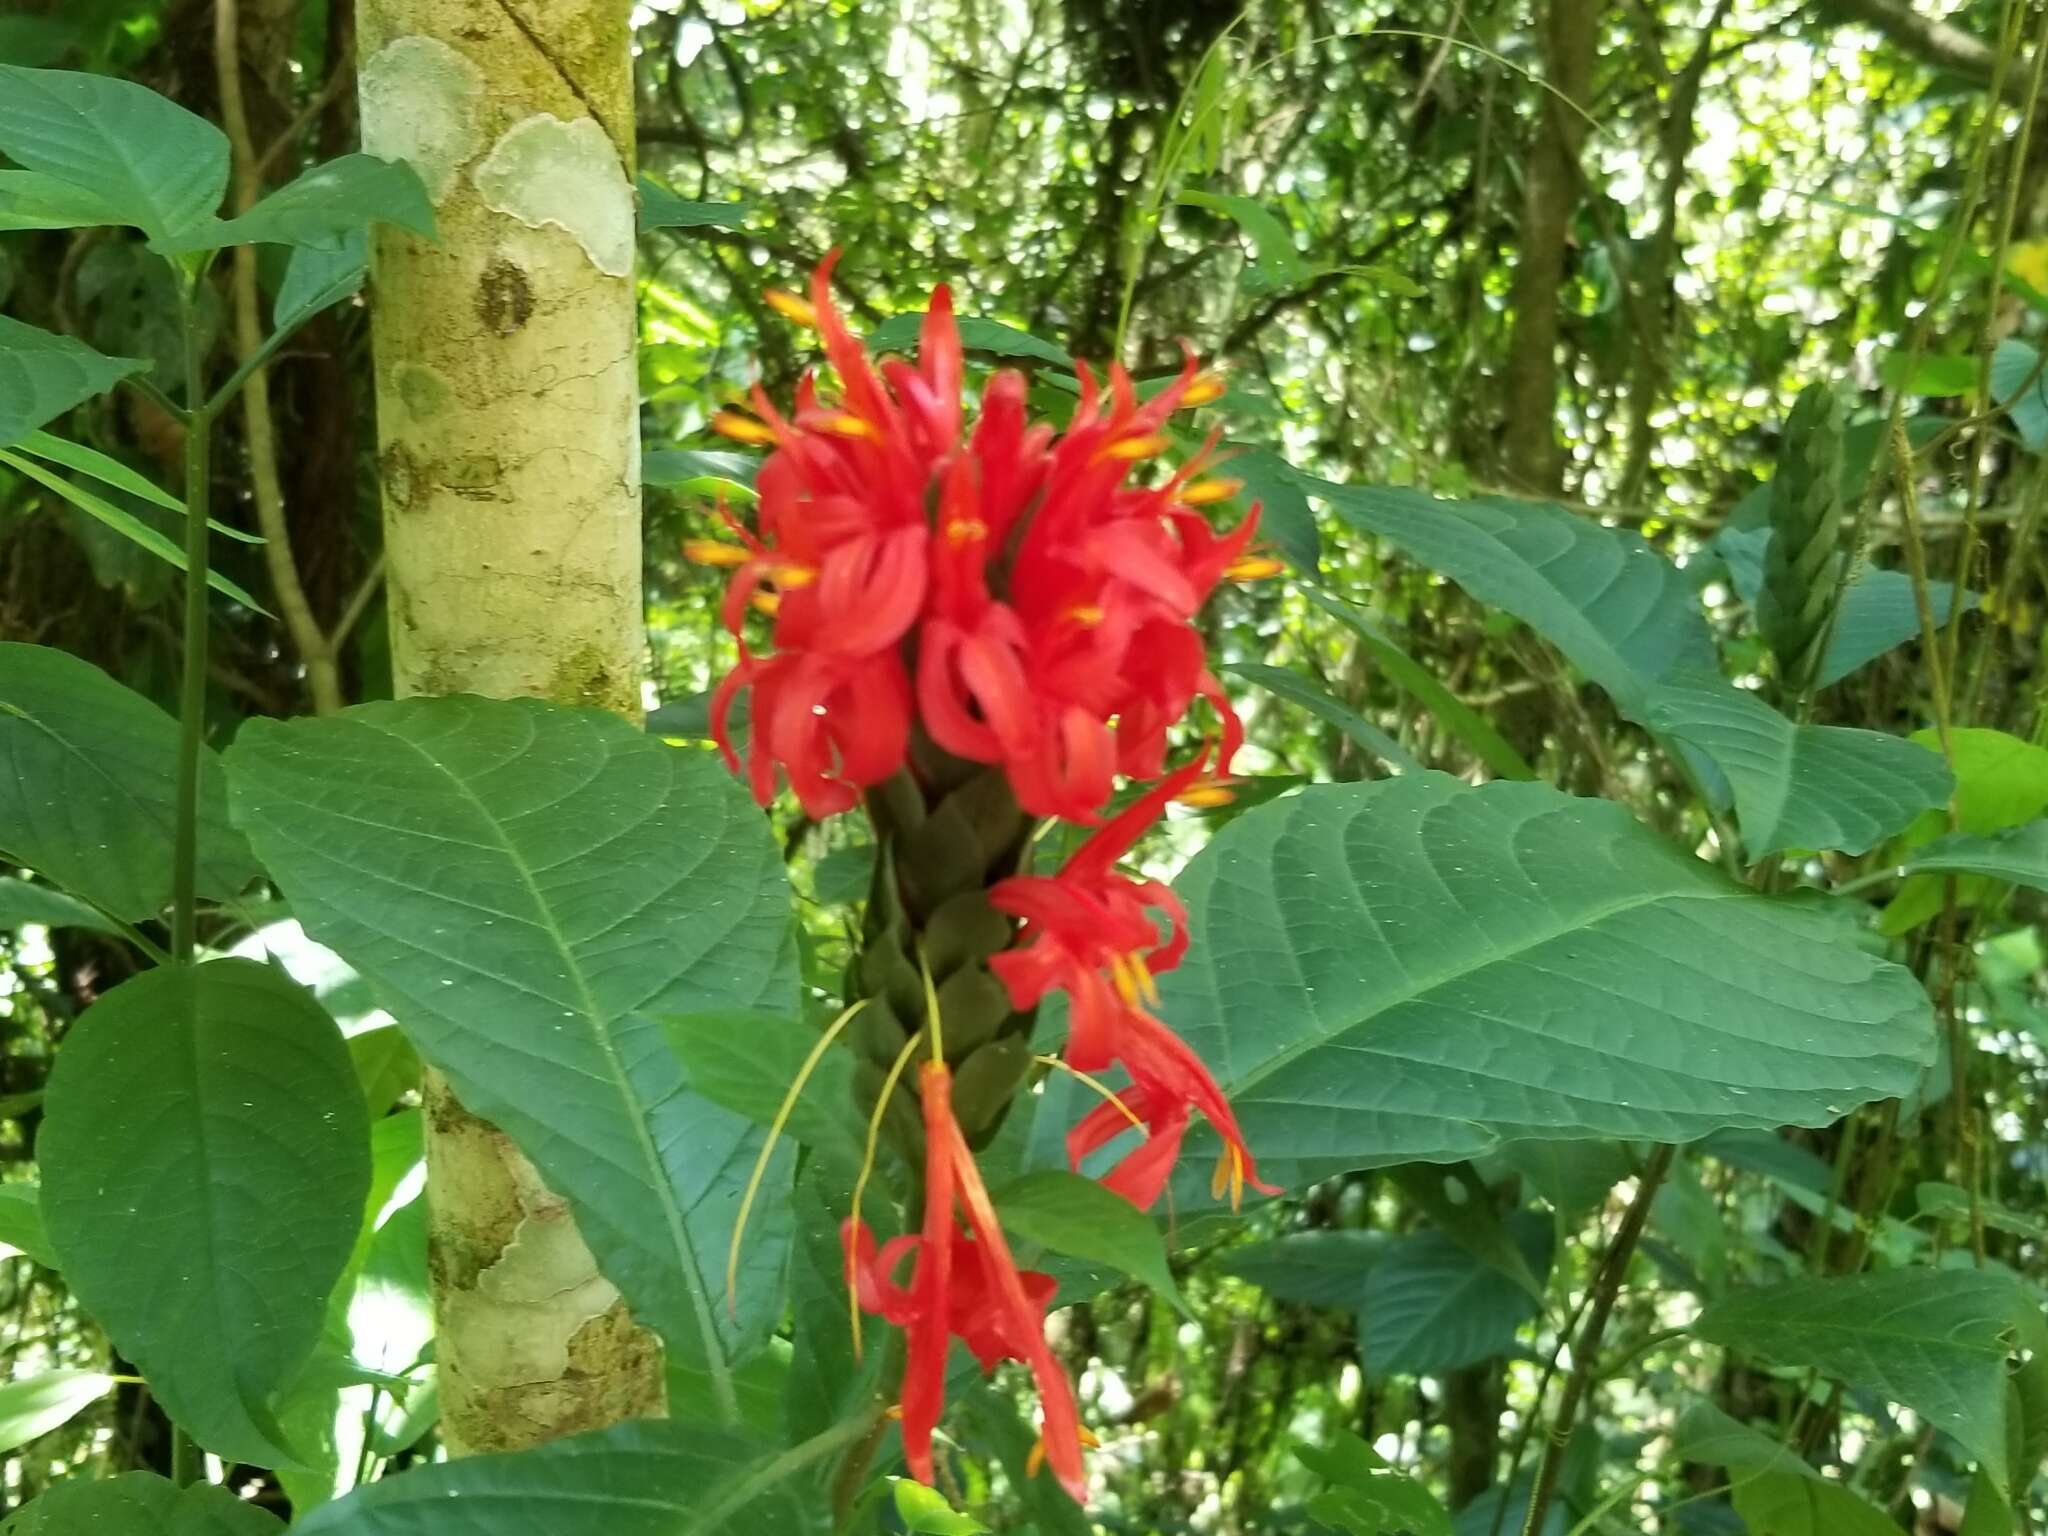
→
(712, 410, 776, 445)
(1225, 555, 1286, 581)
(683, 539, 751, 567)
(765, 288, 817, 327)
(1174, 779, 1236, 809)
(1097, 433, 1169, 463)
(750, 591, 782, 617)
(1181, 373, 1226, 407)
(1179, 477, 1243, 506)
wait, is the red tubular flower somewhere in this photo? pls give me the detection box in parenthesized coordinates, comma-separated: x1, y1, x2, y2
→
(989, 754, 1278, 1210)
(842, 1061, 1088, 1501)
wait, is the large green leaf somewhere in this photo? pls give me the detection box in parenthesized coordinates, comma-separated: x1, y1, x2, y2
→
(38, 960, 369, 1467)
(1361, 1212, 1551, 1375)
(1714, 526, 1973, 688)
(0, 316, 147, 448)
(0, 67, 226, 242)
(1903, 822, 2048, 889)
(0, 1183, 54, 1267)
(0, 643, 257, 919)
(1731, 1473, 1907, 1536)
(294, 1420, 830, 1536)
(1644, 671, 1952, 856)
(1296, 1431, 1455, 1536)
(1670, 1401, 1820, 1482)
(0, 876, 119, 935)
(3, 1472, 284, 1535)
(1214, 1230, 1393, 1308)
(1694, 1268, 2029, 1488)
(274, 231, 368, 333)
(0, 168, 129, 231)
(1882, 727, 2048, 935)
(226, 697, 800, 1398)
(993, 1169, 1188, 1313)
(1230, 447, 1318, 573)
(1156, 775, 1935, 1184)
(0, 1371, 114, 1453)
(155, 154, 435, 254)
(1305, 483, 1715, 720)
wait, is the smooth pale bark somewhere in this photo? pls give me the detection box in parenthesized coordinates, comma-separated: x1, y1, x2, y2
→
(355, 0, 660, 1454)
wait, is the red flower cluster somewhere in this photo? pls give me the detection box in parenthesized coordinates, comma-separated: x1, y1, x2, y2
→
(701, 254, 1258, 823)
(694, 256, 1279, 1505)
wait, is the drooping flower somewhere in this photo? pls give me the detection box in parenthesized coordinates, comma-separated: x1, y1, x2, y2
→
(842, 1061, 1088, 1500)
(990, 752, 1277, 1210)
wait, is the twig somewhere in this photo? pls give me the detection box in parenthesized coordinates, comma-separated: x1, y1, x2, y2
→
(216, 0, 345, 714)
(1519, 1144, 1675, 1536)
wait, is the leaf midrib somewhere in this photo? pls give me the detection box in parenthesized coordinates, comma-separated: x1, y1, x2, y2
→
(374, 717, 736, 1420)
(1220, 801, 1748, 1101)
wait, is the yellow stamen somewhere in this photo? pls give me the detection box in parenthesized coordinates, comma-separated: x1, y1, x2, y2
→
(848, 1028, 927, 1359)
(765, 288, 817, 327)
(1209, 1145, 1247, 1212)
(1174, 779, 1236, 809)
(1132, 954, 1161, 1009)
(712, 409, 776, 445)
(1225, 555, 1286, 581)
(683, 539, 751, 568)
(817, 412, 880, 441)
(1026, 1424, 1102, 1478)
(1181, 373, 1226, 407)
(1179, 477, 1242, 506)
(1033, 1054, 1144, 1133)
(1065, 604, 1105, 627)
(750, 591, 782, 617)
(725, 1000, 869, 1317)
(1109, 951, 1142, 1007)
(945, 517, 990, 545)
(1098, 432, 1169, 463)
(775, 563, 818, 589)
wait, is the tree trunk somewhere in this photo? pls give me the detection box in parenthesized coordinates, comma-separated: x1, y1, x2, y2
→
(1500, 0, 1597, 494)
(354, 0, 659, 1455)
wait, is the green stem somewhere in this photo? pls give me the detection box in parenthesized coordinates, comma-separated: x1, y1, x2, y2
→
(170, 1424, 201, 1487)
(170, 280, 213, 965)
(693, 1407, 881, 1536)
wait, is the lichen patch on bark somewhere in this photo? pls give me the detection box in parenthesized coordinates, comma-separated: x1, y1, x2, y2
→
(358, 36, 486, 204)
(472, 113, 634, 277)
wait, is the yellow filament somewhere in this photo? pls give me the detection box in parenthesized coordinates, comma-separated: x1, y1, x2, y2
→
(1174, 780, 1236, 809)
(1032, 1054, 1143, 1133)
(1180, 373, 1226, 407)
(1225, 555, 1286, 581)
(1209, 1145, 1247, 1212)
(819, 412, 880, 441)
(725, 999, 870, 1317)
(944, 517, 990, 545)
(847, 1028, 926, 1358)
(750, 591, 782, 617)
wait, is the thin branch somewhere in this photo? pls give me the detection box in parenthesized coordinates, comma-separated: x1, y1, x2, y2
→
(215, 0, 345, 714)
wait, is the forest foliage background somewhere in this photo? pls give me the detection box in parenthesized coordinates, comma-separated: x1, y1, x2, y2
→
(2, 0, 2048, 1534)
